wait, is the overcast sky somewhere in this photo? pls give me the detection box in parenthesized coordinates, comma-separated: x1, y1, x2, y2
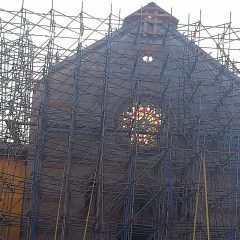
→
(1, 0, 240, 26)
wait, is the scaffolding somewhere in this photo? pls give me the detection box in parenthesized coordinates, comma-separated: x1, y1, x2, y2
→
(0, 2, 239, 240)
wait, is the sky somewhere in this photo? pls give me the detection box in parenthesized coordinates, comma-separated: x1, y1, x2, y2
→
(1, 0, 240, 26)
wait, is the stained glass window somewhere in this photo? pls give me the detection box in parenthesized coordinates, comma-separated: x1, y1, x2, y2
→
(120, 102, 161, 147)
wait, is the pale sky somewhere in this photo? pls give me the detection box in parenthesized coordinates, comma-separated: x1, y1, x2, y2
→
(1, 0, 240, 26)
(1, 0, 240, 66)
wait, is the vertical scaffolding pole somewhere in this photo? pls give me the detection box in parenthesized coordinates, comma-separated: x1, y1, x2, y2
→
(228, 108, 238, 239)
(123, 10, 143, 240)
(167, 134, 173, 214)
(229, 139, 239, 239)
(61, 6, 84, 240)
(31, 6, 55, 240)
(95, 6, 112, 239)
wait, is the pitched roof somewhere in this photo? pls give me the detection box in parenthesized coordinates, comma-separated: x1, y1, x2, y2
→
(124, 2, 178, 27)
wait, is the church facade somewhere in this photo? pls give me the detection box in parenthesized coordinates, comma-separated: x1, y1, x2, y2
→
(25, 2, 240, 240)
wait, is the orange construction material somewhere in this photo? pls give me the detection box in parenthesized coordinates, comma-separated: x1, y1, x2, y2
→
(0, 158, 26, 240)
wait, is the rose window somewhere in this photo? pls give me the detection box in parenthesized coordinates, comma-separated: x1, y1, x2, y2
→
(120, 102, 161, 147)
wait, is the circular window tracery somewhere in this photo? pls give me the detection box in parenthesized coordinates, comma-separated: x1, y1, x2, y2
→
(120, 102, 162, 147)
